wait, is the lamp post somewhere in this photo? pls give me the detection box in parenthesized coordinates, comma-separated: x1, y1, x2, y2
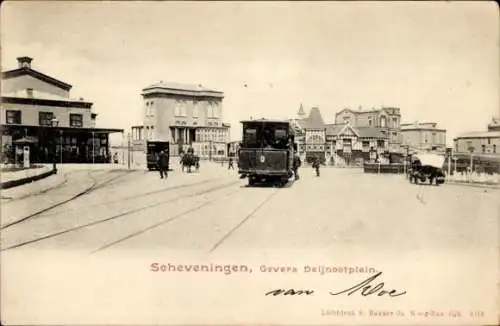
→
(468, 146, 474, 183)
(50, 117, 59, 172)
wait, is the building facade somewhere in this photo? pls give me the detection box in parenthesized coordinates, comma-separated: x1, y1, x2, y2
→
(292, 105, 391, 165)
(134, 82, 230, 159)
(453, 118, 500, 155)
(400, 121, 447, 151)
(335, 106, 402, 152)
(1, 57, 123, 164)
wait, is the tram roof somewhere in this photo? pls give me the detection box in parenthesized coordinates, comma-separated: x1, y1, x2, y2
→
(240, 118, 292, 124)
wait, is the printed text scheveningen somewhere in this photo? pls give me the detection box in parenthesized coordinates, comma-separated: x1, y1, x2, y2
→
(150, 263, 377, 276)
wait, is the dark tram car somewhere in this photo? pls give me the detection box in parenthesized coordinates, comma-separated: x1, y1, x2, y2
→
(238, 119, 296, 186)
(147, 141, 170, 171)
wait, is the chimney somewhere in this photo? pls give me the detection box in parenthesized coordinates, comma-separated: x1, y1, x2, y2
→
(17, 56, 33, 69)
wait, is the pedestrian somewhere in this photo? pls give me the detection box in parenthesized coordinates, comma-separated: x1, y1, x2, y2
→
(293, 152, 301, 180)
(157, 150, 169, 179)
(312, 156, 320, 177)
(228, 157, 234, 170)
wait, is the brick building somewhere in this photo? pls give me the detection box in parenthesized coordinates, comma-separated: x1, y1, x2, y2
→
(1, 56, 123, 164)
(334, 106, 402, 153)
(292, 105, 391, 165)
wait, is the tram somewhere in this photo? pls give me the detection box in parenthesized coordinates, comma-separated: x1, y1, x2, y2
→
(238, 119, 296, 186)
(146, 141, 170, 171)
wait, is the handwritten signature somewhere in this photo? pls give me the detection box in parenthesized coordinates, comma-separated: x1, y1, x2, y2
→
(265, 272, 407, 297)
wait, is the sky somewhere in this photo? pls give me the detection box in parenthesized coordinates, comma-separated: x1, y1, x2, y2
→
(1, 1, 498, 145)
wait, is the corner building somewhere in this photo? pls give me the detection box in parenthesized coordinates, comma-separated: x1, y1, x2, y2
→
(139, 82, 230, 158)
(0, 56, 123, 164)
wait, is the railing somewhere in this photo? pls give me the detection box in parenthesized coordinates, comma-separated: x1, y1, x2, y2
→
(363, 163, 405, 174)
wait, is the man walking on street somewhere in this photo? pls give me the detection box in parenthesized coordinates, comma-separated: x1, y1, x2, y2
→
(293, 145, 301, 180)
(312, 156, 320, 177)
(158, 150, 169, 179)
(228, 157, 234, 170)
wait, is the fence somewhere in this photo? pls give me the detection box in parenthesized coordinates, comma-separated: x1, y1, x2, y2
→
(363, 163, 405, 174)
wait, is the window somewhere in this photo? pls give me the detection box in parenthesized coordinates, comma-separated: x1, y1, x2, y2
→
(494, 144, 497, 153)
(380, 116, 387, 128)
(482, 144, 486, 153)
(39, 112, 54, 126)
(6, 110, 21, 124)
(193, 101, 199, 118)
(207, 101, 219, 118)
(243, 128, 258, 147)
(175, 100, 187, 117)
(27, 88, 34, 98)
(392, 117, 397, 127)
(488, 138, 491, 145)
(70, 114, 83, 127)
(368, 119, 372, 127)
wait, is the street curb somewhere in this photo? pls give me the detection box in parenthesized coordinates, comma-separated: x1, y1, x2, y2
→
(445, 181, 500, 190)
(0, 168, 56, 190)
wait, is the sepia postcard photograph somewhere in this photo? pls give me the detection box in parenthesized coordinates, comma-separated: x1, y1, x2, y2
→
(0, 1, 498, 325)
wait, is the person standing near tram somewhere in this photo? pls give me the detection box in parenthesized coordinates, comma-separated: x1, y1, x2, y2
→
(157, 150, 169, 179)
(292, 143, 301, 180)
(312, 156, 320, 177)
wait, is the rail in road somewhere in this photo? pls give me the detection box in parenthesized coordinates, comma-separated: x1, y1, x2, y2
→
(0, 170, 132, 229)
(1, 174, 282, 252)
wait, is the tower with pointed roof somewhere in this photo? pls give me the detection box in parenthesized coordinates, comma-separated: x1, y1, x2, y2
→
(297, 103, 306, 119)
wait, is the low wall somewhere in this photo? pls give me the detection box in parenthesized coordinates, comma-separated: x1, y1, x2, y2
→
(363, 163, 405, 174)
(1, 168, 57, 189)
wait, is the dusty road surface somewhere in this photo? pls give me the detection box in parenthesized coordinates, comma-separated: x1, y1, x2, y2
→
(1, 163, 497, 255)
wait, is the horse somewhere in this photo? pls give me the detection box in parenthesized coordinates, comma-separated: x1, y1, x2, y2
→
(181, 153, 199, 173)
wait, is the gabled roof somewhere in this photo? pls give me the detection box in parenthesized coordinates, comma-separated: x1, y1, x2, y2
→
(325, 123, 345, 135)
(2, 67, 72, 91)
(325, 124, 387, 139)
(337, 123, 359, 137)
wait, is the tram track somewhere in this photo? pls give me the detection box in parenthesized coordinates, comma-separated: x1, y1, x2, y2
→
(0, 170, 133, 230)
(208, 188, 279, 252)
(90, 186, 280, 254)
(1, 179, 242, 251)
(35, 176, 221, 219)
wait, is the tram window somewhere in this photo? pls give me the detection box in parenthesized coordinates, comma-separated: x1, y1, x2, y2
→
(274, 128, 288, 148)
(244, 128, 258, 147)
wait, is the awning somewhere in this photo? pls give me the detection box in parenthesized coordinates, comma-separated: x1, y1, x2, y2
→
(412, 153, 445, 168)
(12, 136, 38, 144)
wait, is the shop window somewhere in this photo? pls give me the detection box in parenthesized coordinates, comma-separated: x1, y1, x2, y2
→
(6, 110, 21, 124)
(70, 114, 83, 127)
(39, 112, 54, 126)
